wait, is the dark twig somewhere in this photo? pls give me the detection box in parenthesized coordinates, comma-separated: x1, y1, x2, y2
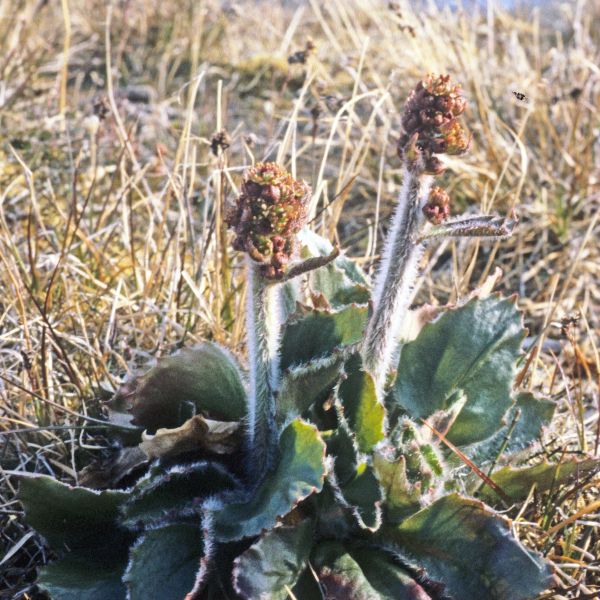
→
(276, 246, 340, 283)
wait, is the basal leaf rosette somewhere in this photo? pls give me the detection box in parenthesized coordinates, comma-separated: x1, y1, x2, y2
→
(399, 73, 470, 175)
(226, 162, 311, 279)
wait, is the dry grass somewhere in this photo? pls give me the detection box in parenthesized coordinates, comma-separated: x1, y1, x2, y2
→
(0, 0, 599, 598)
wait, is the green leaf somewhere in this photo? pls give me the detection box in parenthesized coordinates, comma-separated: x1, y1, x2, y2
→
(306, 542, 433, 600)
(19, 475, 128, 552)
(233, 520, 314, 599)
(336, 255, 369, 287)
(115, 343, 247, 432)
(330, 284, 371, 306)
(471, 392, 556, 464)
(214, 419, 326, 541)
(339, 355, 385, 453)
(277, 352, 346, 422)
(280, 305, 368, 370)
(20, 476, 132, 599)
(38, 554, 127, 600)
(373, 452, 421, 522)
(394, 296, 524, 446)
(123, 524, 202, 600)
(316, 483, 356, 540)
(298, 229, 370, 307)
(340, 462, 383, 531)
(312, 542, 381, 599)
(507, 392, 556, 445)
(309, 255, 371, 307)
(120, 461, 240, 527)
(327, 424, 359, 485)
(380, 494, 555, 600)
(479, 458, 600, 503)
(281, 279, 302, 317)
(350, 547, 433, 600)
(298, 228, 369, 285)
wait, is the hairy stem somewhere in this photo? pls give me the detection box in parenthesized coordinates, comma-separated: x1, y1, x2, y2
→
(245, 257, 283, 476)
(362, 168, 432, 395)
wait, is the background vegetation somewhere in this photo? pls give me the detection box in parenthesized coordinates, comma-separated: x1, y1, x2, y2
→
(0, 0, 598, 598)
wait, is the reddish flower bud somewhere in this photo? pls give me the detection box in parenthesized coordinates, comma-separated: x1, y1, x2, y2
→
(419, 109, 445, 127)
(423, 186, 451, 224)
(423, 156, 446, 176)
(423, 157, 444, 176)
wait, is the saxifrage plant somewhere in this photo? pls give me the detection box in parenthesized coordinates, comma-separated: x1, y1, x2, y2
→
(19, 74, 599, 600)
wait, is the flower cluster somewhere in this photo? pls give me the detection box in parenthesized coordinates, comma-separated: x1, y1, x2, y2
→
(226, 162, 311, 279)
(398, 73, 469, 174)
(423, 185, 451, 224)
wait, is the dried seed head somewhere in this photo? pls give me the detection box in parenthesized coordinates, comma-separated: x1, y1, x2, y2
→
(210, 129, 231, 157)
(398, 74, 470, 174)
(423, 186, 451, 224)
(226, 162, 311, 279)
(93, 95, 110, 120)
(287, 38, 316, 65)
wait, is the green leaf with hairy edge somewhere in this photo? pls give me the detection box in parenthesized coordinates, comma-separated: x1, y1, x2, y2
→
(479, 458, 600, 503)
(471, 392, 556, 464)
(120, 461, 240, 527)
(38, 554, 127, 600)
(336, 255, 369, 287)
(19, 475, 129, 551)
(316, 483, 356, 540)
(306, 542, 432, 600)
(312, 542, 381, 599)
(308, 251, 371, 307)
(394, 296, 524, 446)
(233, 520, 314, 599)
(280, 306, 368, 370)
(123, 524, 202, 600)
(281, 278, 302, 318)
(214, 419, 326, 541)
(20, 477, 130, 600)
(327, 424, 359, 485)
(373, 452, 421, 522)
(339, 355, 385, 453)
(379, 494, 555, 600)
(341, 462, 383, 531)
(298, 229, 370, 307)
(277, 352, 346, 422)
(350, 547, 432, 600)
(114, 343, 246, 432)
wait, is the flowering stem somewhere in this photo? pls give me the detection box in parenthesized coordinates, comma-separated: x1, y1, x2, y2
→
(245, 257, 283, 476)
(362, 168, 432, 395)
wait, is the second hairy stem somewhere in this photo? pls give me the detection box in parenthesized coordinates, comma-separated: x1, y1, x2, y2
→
(245, 257, 283, 476)
(362, 168, 431, 394)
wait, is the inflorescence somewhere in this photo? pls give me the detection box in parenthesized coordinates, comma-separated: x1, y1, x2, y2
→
(226, 162, 311, 279)
(398, 73, 470, 176)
